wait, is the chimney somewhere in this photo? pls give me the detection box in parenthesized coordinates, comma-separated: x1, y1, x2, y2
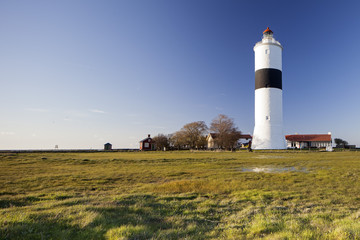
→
(148, 134, 150, 138)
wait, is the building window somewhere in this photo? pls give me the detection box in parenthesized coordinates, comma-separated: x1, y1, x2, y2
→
(144, 143, 149, 148)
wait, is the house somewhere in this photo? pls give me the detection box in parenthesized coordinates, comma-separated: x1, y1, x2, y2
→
(139, 134, 155, 151)
(206, 133, 252, 149)
(104, 143, 112, 151)
(206, 133, 218, 149)
(285, 133, 332, 149)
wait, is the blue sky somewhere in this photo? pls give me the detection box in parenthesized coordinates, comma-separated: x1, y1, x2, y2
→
(1, 0, 360, 149)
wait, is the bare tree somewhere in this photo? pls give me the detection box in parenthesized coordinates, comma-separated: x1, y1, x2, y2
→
(210, 114, 241, 150)
(152, 134, 170, 150)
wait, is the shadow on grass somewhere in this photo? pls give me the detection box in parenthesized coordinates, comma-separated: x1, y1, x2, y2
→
(2, 194, 219, 240)
(1, 218, 101, 240)
(87, 194, 218, 239)
(0, 196, 41, 209)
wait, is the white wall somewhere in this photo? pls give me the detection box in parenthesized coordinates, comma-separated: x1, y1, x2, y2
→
(254, 42, 282, 71)
(252, 88, 285, 149)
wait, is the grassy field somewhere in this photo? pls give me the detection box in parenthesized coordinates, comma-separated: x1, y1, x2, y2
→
(1, 151, 360, 239)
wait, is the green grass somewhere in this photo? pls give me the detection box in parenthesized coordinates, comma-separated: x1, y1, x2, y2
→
(1, 151, 360, 239)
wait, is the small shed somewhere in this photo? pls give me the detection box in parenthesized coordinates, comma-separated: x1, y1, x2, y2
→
(104, 143, 112, 151)
(139, 134, 155, 151)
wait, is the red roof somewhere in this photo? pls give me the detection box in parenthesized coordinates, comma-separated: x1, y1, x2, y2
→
(240, 134, 252, 139)
(285, 134, 331, 142)
(139, 137, 152, 143)
(263, 27, 273, 34)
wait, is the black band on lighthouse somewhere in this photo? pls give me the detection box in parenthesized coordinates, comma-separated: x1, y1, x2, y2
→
(255, 68, 282, 90)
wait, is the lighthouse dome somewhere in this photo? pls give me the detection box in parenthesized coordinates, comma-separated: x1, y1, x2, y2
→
(263, 27, 273, 34)
(254, 27, 282, 49)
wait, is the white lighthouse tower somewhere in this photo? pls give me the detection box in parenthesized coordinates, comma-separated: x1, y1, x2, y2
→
(252, 27, 285, 149)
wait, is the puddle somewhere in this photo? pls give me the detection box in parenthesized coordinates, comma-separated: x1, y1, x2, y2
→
(254, 155, 285, 159)
(241, 166, 309, 173)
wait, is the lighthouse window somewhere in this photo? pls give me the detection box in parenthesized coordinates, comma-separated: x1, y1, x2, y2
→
(265, 49, 270, 54)
(266, 116, 270, 120)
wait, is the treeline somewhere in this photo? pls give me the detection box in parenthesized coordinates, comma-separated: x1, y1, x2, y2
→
(334, 138, 356, 149)
(152, 114, 242, 151)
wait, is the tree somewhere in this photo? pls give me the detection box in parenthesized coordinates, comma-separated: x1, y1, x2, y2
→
(181, 121, 208, 149)
(169, 131, 187, 150)
(210, 114, 242, 150)
(334, 138, 348, 148)
(196, 135, 208, 149)
(152, 134, 170, 151)
(170, 121, 208, 149)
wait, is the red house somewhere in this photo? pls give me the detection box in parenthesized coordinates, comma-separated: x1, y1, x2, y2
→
(139, 134, 155, 151)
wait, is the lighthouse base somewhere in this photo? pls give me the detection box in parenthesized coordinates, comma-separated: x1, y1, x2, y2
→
(252, 88, 285, 150)
(252, 124, 285, 149)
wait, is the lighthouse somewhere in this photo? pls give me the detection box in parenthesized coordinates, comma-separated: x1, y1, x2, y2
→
(252, 27, 285, 149)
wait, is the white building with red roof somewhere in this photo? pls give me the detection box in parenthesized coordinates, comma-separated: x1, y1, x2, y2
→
(285, 133, 332, 149)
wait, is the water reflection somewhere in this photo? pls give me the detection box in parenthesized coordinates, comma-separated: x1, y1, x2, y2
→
(241, 166, 309, 173)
